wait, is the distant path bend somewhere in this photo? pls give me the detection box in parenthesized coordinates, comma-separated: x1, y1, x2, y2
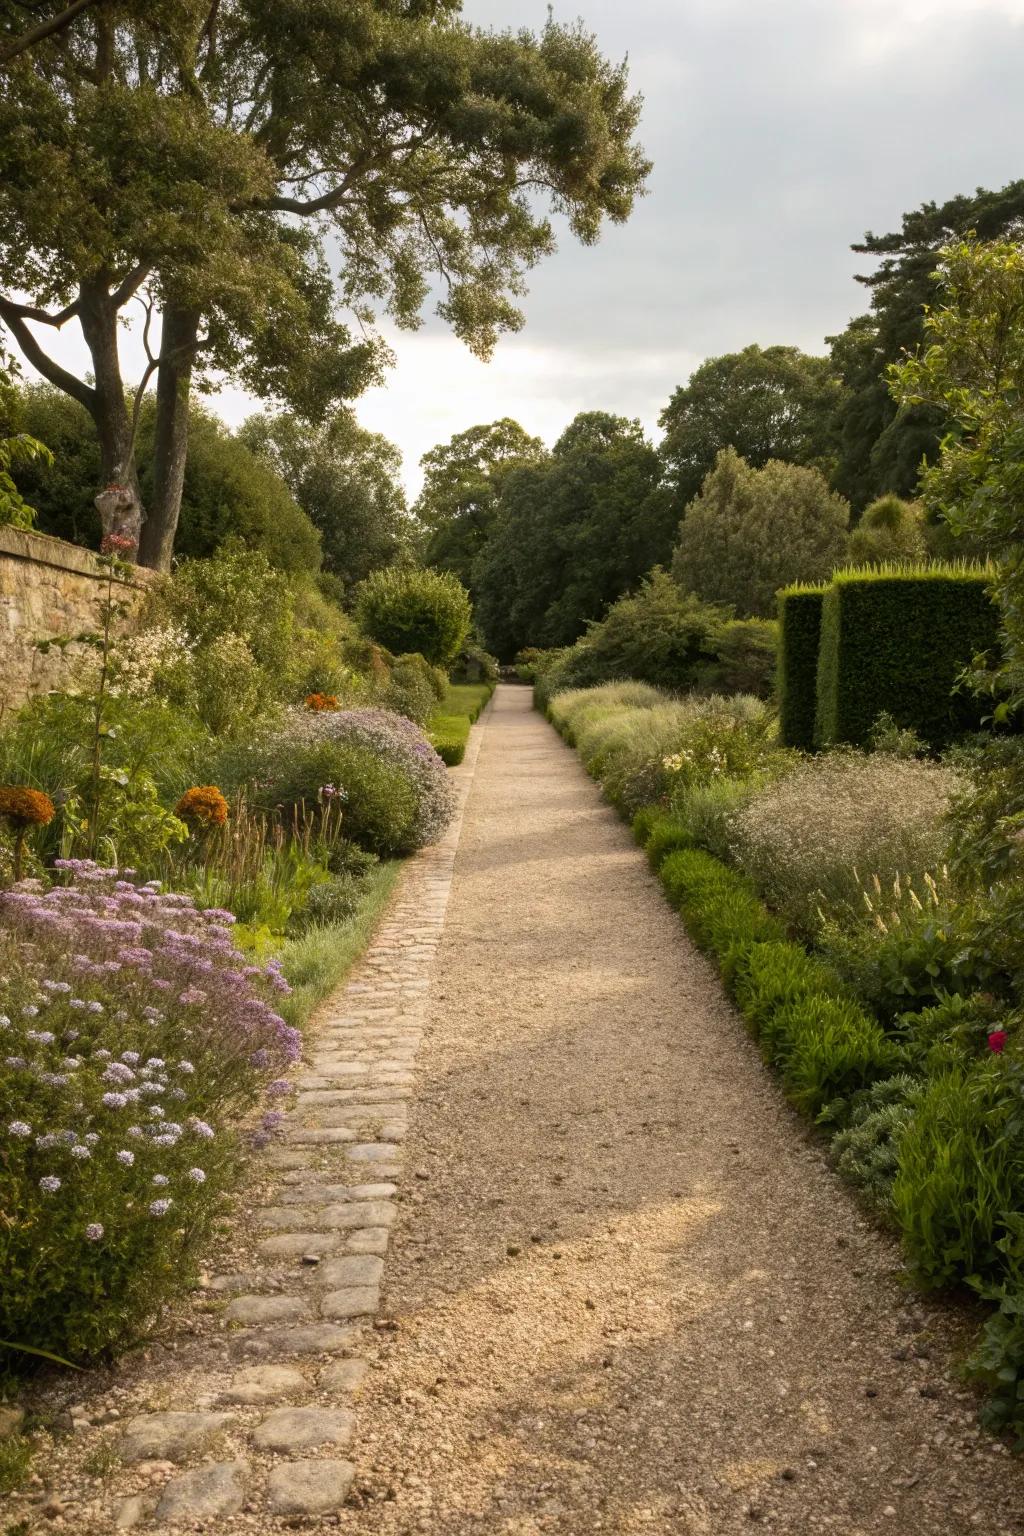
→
(341, 684, 1024, 1536)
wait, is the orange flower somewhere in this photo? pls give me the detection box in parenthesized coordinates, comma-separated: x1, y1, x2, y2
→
(0, 786, 55, 827)
(175, 785, 229, 828)
(304, 692, 340, 712)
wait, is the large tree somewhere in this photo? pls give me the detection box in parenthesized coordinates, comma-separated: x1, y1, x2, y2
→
(671, 447, 850, 618)
(10, 380, 321, 569)
(829, 179, 1024, 512)
(415, 417, 544, 589)
(0, 1, 649, 569)
(658, 343, 843, 510)
(474, 410, 675, 658)
(241, 409, 409, 592)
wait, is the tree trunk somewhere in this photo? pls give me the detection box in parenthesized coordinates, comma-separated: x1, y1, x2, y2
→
(139, 303, 200, 572)
(77, 276, 143, 552)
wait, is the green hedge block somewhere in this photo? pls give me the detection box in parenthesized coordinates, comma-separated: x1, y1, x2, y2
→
(815, 564, 998, 750)
(777, 585, 826, 750)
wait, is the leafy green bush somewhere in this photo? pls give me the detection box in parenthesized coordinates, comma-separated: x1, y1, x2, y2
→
(831, 1075, 924, 1210)
(769, 995, 901, 1117)
(777, 584, 826, 750)
(659, 850, 783, 961)
(220, 735, 419, 857)
(815, 564, 999, 749)
(451, 643, 499, 684)
(382, 652, 446, 725)
(532, 572, 778, 702)
(643, 815, 693, 870)
(846, 495, 928, 566)
(730, 940, 845, 1039)
(893, 1060, 1024, 1288)
(696, 617, 778, 698)
(672, 448, 850, 618)
(355, 566, 471, 667)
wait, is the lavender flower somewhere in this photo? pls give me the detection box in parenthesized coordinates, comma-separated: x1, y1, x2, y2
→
(152, 1174, 169, 1187)
(8, 1121, 31, 1137)
(116, 1149, 135, 1166)
(149, 1198, 172, 1216)
(85, 1223, 104, 1241)
(39, 1176, 61, 1193)
(186, 1167, 206, 1184)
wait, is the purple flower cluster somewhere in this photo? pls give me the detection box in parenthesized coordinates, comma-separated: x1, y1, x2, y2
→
(0, 862, 302, 1267)
(288, 706, 456, 847)
(1, 866, 300, 1073)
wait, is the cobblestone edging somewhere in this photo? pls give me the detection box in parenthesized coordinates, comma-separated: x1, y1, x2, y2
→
(101, 707, 489, 1529)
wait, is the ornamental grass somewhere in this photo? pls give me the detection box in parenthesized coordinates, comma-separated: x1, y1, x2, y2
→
(727, 751, 961, 938)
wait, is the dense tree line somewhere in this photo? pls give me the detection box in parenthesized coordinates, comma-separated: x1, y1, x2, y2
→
(418, 176, 1023, 656)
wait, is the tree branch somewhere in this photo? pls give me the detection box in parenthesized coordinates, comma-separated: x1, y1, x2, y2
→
(128, 294, 158, 451)
(110, 263, 150, 309)
(0, 296, 96, 411)
(1, 0, 97, 64)
(0, 295, 80, 328)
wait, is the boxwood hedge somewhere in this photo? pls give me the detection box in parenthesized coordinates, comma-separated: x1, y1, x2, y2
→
(777, 584, 826, 750)
(814, 564, 998, 750)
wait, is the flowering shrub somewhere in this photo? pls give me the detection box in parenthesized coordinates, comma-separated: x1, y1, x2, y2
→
(0, 784, 56, 882)
(0, 862, 298, 1361)
(549, 684, 787, 817)
(727, 752, 960, 938)
(304, 693, 340, 712)
(175, 785, 230, 829)
(225, 707, 456, 856)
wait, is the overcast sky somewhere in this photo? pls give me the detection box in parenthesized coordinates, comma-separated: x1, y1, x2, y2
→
(21, 0, 1024, 497)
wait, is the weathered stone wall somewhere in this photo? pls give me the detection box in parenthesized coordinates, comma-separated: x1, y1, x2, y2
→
(0, 526, 157, 714)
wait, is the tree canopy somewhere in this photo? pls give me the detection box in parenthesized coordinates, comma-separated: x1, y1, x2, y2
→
(241, 410, 409, 593)
(415, 417, 545, 590)
(473, 410, 676, 658)
(891, 236, 1024, 707)
(658, 344, 843, 510)
(0, 1, 650, 567)
(828, 179, 1024, 511)
(672, 447, 850, 618)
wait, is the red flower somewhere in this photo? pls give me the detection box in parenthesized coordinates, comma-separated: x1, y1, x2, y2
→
(988, 1030, 1008, 1054)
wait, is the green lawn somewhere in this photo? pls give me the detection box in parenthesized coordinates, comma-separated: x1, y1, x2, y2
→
(428, 681, 495, 764)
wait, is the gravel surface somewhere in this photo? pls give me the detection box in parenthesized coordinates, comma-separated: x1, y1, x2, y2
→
(337, 685, 1024, 1536)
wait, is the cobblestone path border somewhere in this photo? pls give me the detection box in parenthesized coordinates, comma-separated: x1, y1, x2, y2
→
(102, 706, 489, 1530)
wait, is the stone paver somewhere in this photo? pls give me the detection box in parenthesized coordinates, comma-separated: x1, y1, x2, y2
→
(97, 696, 488, 1528)
(119, 1411, 232, 1464)
(154, 1461, 248, 1522)
(265, 1459, 356, 1516)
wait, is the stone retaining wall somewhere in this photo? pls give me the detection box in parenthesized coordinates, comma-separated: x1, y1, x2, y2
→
(0, 525, 157, 714)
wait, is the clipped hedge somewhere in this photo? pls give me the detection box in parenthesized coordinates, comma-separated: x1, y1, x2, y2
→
(648, 844, 897, 1117)
(815, 564, 998, 750)
(777, 584, 826, 750)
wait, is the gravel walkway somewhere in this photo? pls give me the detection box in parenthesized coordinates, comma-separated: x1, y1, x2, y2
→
(334, 684, 1024, 1536)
